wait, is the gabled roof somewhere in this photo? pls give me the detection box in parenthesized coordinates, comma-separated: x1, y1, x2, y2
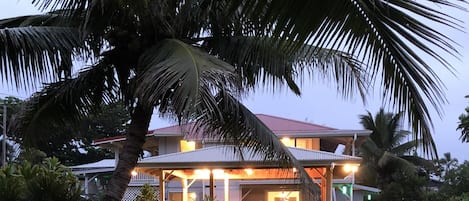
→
(69, 159, 115, 174)
(93, 114, 370, 145)
(137, 145, 361, 169)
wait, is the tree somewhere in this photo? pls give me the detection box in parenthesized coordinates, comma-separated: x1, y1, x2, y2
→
(0, 96, 23, 165)
(358, 109, 432, 200)
(0, 1, 463, 200)
(457, 96, 469, 142)
(20, 102, 130, 166)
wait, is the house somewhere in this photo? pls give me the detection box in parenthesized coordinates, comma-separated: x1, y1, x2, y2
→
(71, 114, 378, 201)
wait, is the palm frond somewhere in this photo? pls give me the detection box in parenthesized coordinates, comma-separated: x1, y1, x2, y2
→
(457, 107, 469, 142)
(193, 91, 321, 201)
(202, 36, 369, 98)
(234, 0, 464, 155)
(11, 61, 116, 146)
(377, 151, 417, 174)
(0, 26, 83, 89)
(136, 39, 240, 118)
(392, 139, 423, 156)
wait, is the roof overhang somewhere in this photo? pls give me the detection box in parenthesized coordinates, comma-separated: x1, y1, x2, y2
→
(137, 145, 361, 170)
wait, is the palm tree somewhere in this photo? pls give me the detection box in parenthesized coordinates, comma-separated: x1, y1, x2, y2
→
(457, 96, 469, 142)
(0, 1, 463, 200)
(358, 109, 431, 187)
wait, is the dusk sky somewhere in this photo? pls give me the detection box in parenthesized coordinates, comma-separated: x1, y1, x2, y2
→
(1, 1, 468, 161)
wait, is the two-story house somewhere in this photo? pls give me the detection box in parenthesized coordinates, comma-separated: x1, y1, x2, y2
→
(71, 114, 378, 201)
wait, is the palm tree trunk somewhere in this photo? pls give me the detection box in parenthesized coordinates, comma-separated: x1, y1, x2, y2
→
(104, 103, 152, 201)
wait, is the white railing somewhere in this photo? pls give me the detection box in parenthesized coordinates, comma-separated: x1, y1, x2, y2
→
(129, 172, 158, 185)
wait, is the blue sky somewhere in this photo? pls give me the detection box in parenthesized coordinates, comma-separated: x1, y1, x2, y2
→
(1, 1, 468, 161)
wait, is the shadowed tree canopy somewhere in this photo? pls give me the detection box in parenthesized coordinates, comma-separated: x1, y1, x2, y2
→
(0, 0, 464, 200)
(18, 102, 130, 166)
(358, 109, 434, 200)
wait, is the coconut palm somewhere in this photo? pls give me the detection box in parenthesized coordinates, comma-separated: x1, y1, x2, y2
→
(0, 0, 463, 200)
(457, 97, 469, 142)
(358, 109, 431, 187)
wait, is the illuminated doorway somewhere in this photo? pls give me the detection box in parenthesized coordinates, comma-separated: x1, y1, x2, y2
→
(268, 191, 299, 201)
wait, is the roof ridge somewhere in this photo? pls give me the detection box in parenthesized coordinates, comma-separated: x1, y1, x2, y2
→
(287, 146, 361, 159)
(255, 114, 336, 130)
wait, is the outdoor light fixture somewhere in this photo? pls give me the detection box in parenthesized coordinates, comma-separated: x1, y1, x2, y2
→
(343, 164, 359, 201)
(244, 168, 253, 176)
(194, 169, 225, 179)
(343, 164, 358, 173)
(131, 170, 138, 177)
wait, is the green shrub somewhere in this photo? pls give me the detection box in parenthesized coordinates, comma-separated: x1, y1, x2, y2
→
(136, 183, 156, 201)
(0, 157, 84, 201)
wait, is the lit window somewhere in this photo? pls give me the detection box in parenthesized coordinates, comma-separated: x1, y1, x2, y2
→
(180, 140, 196, 152)
(296, 138, 320, 150)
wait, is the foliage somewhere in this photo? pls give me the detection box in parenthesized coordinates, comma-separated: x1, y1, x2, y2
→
(0, 157, 84, 201)
(358, 109, 433, 200)
(428, 154, 469, 201)
(0, 0, 464, 200)
(374, 173, 429, 201)
(136, 184, 156, 201)
(457, 96, 469, 142)
(439, 161, 469, 198)
(17, 102, 129, 166)
(447, 193, 469, 201)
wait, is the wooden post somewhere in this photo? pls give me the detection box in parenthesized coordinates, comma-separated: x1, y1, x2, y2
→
(159, 170, 165, 201)
(224, 176, 229, 201)
(182, 178, 188, 201)
(326, 166, 333, 201)
(209, 170, 215, 200)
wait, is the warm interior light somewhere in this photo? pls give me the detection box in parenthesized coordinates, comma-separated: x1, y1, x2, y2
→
(194, 169, 226, 178)
(343, 164, 359, 173)
(244, 168, 254, 175)
(212, 169, 225, 178)
(180, 140, 196, 152)
(281, 137, 295, 147)
(194, 169, 211, 178)
(131, 170, 138, 176)
(190, 193, 197, 199)
(292, 167, 297, 173)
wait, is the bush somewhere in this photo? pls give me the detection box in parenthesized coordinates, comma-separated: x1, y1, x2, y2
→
(0, 157, 84, 201)
(136, 183, 156, 201)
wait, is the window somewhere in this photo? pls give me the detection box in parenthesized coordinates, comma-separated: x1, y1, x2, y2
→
(180, 140, 196, 152)
(295, 138, 320, 150)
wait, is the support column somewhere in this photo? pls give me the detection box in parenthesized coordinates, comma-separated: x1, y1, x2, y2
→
(159, 170, 165, 201)
(209, 170, 215, 200)
(182, 178, 188, 201)
(114, 148, 120, 167)
(84, 174, 89, 195)
(224, 176, 229, 201)
(325, 167, 333, 201)
(321, 170, 327, 201)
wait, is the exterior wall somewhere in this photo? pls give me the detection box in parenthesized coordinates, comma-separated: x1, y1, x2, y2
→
(158, 137, 182, 155)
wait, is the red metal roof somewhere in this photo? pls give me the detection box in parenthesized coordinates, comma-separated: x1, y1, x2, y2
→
(93, 114, 337, 145)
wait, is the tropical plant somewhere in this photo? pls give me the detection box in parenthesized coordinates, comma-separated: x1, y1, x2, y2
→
(136, 183, 156, 201)
(358, 109, 432, 189)
(0, 1, 463, 200)
(20, 102, 130, 166)
(435, 152, 459, 177)
(0, 157, 84, 201)
(457, 96, 469, 142)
